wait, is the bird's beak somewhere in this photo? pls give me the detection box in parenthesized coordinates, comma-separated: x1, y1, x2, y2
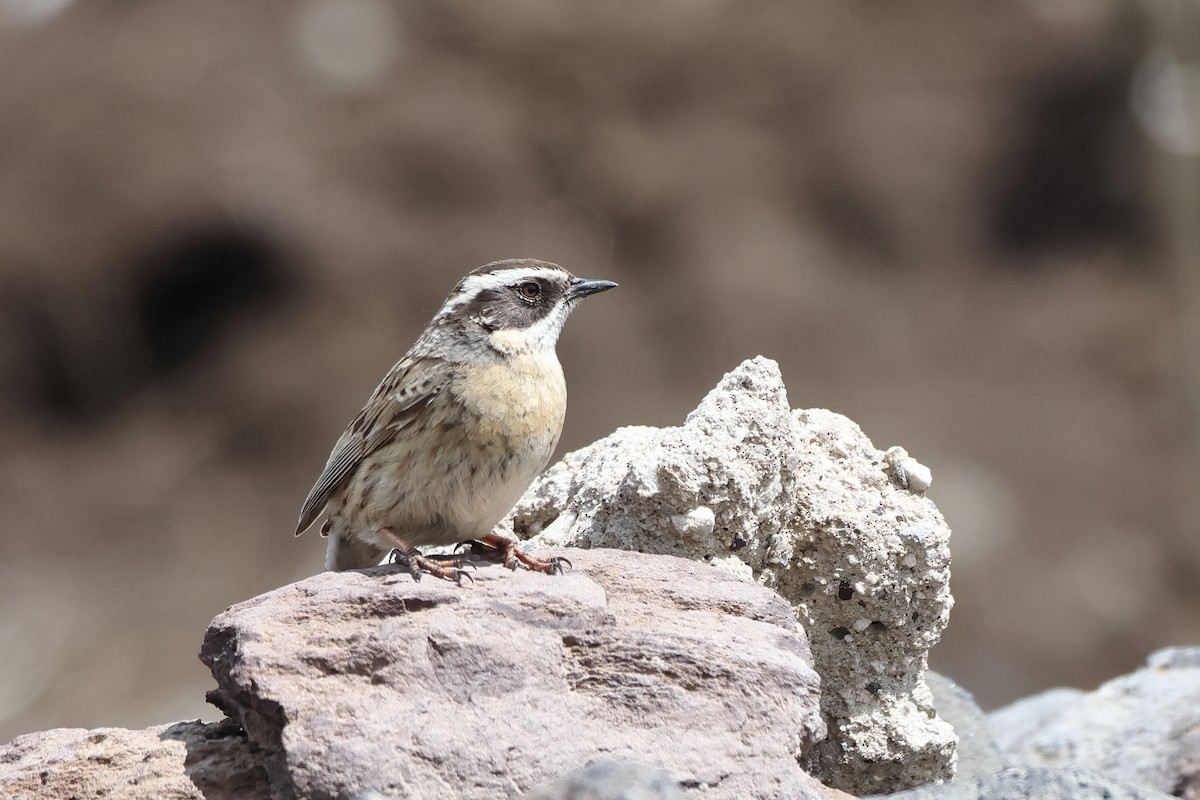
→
(565, 278, 618, 300)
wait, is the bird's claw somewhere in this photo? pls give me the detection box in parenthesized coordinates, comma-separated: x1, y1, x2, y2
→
(505, 551, 572, 575)
(387, 548, 421, 580)
(387, 547, 473, 585)
(454, 539, 497, 557)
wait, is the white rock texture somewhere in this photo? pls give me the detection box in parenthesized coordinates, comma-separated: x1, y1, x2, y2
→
(990, 646, 1200, 799)
(200, 548, 843, 800)
(506, 357, 955, 793)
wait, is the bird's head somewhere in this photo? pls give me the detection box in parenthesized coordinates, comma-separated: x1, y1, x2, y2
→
(435, 259, 617, 355)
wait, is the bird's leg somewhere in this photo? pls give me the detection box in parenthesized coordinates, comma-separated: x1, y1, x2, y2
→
(378, 528, 473, 585)
(478, 532, 572, 575)
(453, 539, 498, 557)
(390, 550, 476, 572)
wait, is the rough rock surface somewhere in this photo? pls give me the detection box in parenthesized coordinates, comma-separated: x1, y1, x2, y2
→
(869, 766, 1176, 800)
(0, 720, 268, 800)
(506, 357, 955, 793)
(201, 548, 837, 800)
(990, 647, 1200, 799)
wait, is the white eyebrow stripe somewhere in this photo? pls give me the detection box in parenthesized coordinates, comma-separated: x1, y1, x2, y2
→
(439, 266, 567, 313)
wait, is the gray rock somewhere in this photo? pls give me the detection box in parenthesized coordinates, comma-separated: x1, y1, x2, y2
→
(869, 766, 1176, 799)
(520, 760, 687, 800)
(990, 646, 1200, 799)
(1147, 646, 1200, 669)
(506, 357, 955, 793)
(924, 672, 1002, 781)
(0, 719, 268, 800)
(520, 759, 855, 800)
(201, 548, 834, 800)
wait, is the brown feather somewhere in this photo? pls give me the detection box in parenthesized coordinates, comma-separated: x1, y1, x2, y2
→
(294, 357, 452, 535)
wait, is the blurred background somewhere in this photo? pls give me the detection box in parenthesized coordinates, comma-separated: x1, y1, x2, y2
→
(2, 0, 1199, 744)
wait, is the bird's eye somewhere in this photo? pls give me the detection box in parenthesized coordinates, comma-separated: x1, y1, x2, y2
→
(516, 281, 541, 301)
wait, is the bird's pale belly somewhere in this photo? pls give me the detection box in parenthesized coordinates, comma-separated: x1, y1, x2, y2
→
(336, 354, 566, 550)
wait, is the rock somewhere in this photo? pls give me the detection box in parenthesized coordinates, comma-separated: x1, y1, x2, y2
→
(519, 758, 854, 800)
(201, 548, 835, 800)
(520, 760, 687, 800)
(0, 719, 268, 800)
(924, 672, 1002, 782)
(984, 687, 1084, 750)
(507, 357, 955, 793)
(867, 766, 1176, 800)
(883, 447, 933, 494)
(990, 646, 1200, 799)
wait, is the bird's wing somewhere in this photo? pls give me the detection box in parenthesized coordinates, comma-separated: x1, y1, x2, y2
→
(294, 356, 452, 535)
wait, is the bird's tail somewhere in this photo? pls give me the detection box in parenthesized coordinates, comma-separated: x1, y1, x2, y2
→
(325, 530, 388, 571)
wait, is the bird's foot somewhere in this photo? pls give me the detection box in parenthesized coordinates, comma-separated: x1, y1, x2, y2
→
(387, 547, 474, 585)
(476, 534, 572, 575)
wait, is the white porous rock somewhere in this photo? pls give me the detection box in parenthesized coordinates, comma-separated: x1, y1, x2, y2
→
(508, 357, 955, 794)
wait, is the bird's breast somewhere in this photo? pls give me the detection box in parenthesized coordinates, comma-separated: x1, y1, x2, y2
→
(335, 352, 569, 545)
(450, 351, 567, 454)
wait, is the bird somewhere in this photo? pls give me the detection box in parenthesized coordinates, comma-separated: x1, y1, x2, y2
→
(294, 259, 617, 582)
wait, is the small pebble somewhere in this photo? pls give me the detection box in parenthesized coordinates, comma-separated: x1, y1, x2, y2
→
(883, 446, 933, 493)
(669, 505, 716, 537)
